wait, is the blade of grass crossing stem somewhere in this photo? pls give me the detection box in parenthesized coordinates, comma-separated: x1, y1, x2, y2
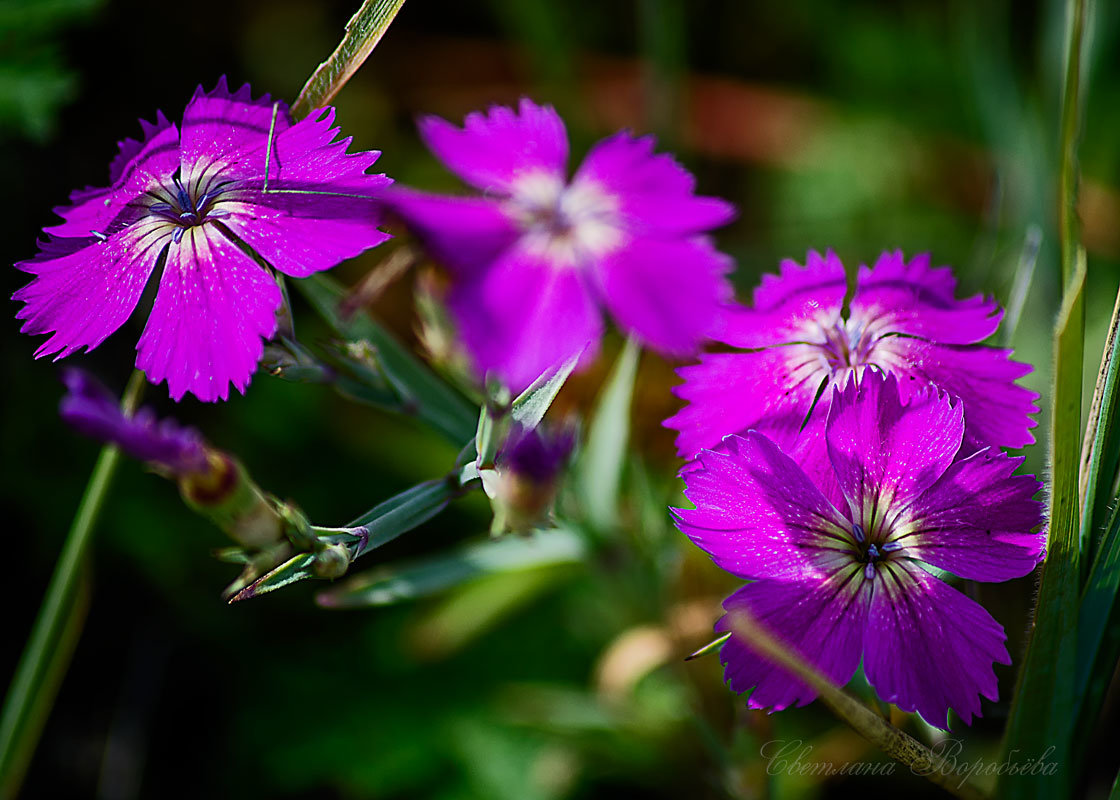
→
(0, 370, 144, 800)
(1000, 250, 1086, 800)
(1074, 498, 1120, 758)
(296, 273, 477, 444)
(724, 610, 987, 800)
(290, 0, 407, 119)
(1079, 285, 1120, 560)
(577, 338, 640, 533)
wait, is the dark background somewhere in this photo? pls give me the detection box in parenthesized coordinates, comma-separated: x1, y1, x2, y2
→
(2, 0, 1119, 797)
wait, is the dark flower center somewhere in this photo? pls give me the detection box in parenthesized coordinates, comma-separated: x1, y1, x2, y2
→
(147, 171, 232, 242)
(850, 522, 902, 580)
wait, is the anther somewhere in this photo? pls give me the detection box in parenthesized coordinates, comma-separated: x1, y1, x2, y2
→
(882, 542, 902, 553)
(852, 523, 865, 543)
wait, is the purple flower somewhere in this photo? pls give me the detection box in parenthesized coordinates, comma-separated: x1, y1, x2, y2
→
(15, 78, 392, 402)
(673, 371, 1045, 728)
(60, 369, 209, 475)
(388, 98, 735, 391)
(665, 251, 1038, 481)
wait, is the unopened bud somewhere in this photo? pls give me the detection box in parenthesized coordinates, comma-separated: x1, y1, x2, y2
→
(312, 543, 352, 579)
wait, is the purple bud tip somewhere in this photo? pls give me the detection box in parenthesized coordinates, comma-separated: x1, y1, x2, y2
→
(498, 423, 576, 485)
(59, 368, 210, 475)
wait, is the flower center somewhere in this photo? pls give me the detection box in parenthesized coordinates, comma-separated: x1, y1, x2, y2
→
(814, 317, 878, 373)
(146, 170, 231, 242)
(850, 521, 903, 580)
(506, 172, 622, 269)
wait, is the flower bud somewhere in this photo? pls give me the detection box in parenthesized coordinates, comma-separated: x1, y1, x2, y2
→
(488, 423, 575, 533)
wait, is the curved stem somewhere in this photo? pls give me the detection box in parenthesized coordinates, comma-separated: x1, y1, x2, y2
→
(0, 370, 145, 800)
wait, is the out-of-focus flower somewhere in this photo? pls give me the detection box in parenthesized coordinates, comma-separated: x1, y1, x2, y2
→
(665, 251, 1038, 494)
(484, 423, 576, 533)
(389, 98, 735, 392)
(15, 77, 391, 402)
(60, 368, 208, 475)
(673, 371, 1045, 729)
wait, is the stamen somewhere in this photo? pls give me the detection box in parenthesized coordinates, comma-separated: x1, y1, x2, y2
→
(173, 227, 185, 243)
(174, 178, 193, 214)
(149, 203, 173, 214)
(867, 543, 880, 560)
(852, 523, 865, 543)
(864, 563, 876, 580)
(881, 541, 903, 553)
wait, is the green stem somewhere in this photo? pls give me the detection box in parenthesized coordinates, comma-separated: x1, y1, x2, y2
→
(0, 370, 145, 799)
(1057, 0, 1086, 283)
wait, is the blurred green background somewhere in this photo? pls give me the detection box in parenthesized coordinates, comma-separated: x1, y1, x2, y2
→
(2, 0, 1119, 797)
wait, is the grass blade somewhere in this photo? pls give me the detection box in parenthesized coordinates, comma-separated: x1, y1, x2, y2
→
(576, 338, 640, 532)
(1074, 498, 1120, 752)
(1079, 284, 1120, 560)
(999, 249, 1086, 800)
(290, 0, 407, 119)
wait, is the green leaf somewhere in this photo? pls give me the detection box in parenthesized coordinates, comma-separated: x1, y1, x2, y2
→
(510, 349, 583, 431)
(348, 478, 457, 557)
(1079, 285, 1120, 562)
(289, 0, 407, 120)
(227, 552, 318, 603)
(295, 273, 478, 444)
(1074, 497, 1120, 752)
(1000, 248, 1086, 799)
(576, 338, 640, 532)
(316, 527, 586, 608)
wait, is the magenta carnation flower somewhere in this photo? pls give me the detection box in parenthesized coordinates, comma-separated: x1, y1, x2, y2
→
(15, 78, 392, 401)
(673, 371, 1045, 728)
(388, 98, 735, 391)
(665, 250, 1038, 475)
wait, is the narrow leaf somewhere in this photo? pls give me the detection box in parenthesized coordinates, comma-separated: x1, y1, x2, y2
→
(317, 527, 586, 608)
(684, 632, 731, 661)
(227, 552, 317, 603)
(1074, 498, 1120, 754)
(1080, 284, 1120, 560)
(1000, 249, 1086, 799)
(510, 348, 584, 431)
(290, 0, 407, 120)
(576, 338, 640, 531)
(296, 273, 478, 444)
(348, 477, 457, 557)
